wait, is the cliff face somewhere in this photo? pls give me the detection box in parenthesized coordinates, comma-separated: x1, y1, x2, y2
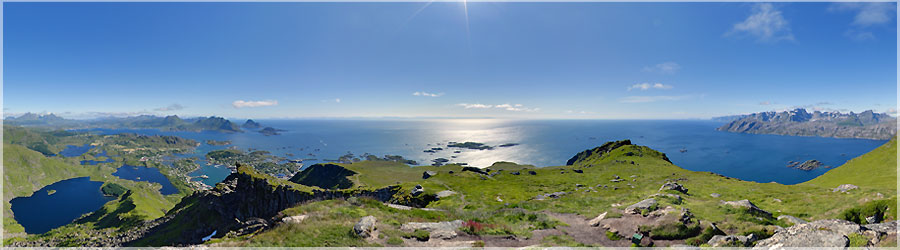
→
(718, 108, 897, 140)
(288, 163, 356, 189)
(128, 166, 399, 246)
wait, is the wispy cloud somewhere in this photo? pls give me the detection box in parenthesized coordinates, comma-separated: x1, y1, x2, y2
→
(728, 3, 794, 43)
(830, 2, 896, 26)
(456, 103, 539, 112)
(154, 103, 184, 112)
(830, 3, 895, 41)
(886, 108, 897, 116)
(335, 98, 341, 103)
(412, 91, 444, 97)
(565, 110, 595, 115)
(627, 83, 673, 91)
(642, 62, 680, 74)
(619, 95, 694, 103)
(232, 100, 278, 108)
(759, 101, 774, 105)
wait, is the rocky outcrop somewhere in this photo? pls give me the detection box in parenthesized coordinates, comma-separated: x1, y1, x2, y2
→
(281, 215, 308, 224)
(566, 140, 632, 165)
(707, 234, 756, 247)
(626, 198, 658, 215)
(832, 184, 859, 193)
(588, 212, 607, 227)
(354, 216, 377, 238)
(777, 215, 807, 225)
(288, 163, 357, 189)
(422, 171, 437, 179)
(400, 220, 464, 239)
(721, 199, 772, 217)
(411, 184, 424, 196)
(753, 219, 863, 248)
(659, 182, 688, 194)
(717, 108, 897, 140)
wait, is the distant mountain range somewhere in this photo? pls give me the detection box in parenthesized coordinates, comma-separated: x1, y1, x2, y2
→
(4, 113, 250, 133)
(716, 108, 897, 140)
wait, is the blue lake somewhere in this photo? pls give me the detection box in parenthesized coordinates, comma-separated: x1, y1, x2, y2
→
(112, 165, 179, 195)
(82, 119, 888, 185)
(9, 177, 114, 234)
(58, 144, 94, 157)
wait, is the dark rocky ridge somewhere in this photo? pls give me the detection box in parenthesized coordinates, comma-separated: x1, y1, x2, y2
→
(567, 140, 639, 165)
(288, 163, 357, 189)
(717, 108, 896, 140)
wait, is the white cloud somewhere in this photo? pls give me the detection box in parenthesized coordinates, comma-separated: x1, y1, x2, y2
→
(619, 95, 693, 103)
(154, 103, 184, 112)
(759, 101, 774, 105)
(886, 108, 897, 116)
(642, 62, 681, 74)
(456, 103, 538, 112)
(728, 3, 794, 43)
(830, 3, 895, 41)
(413, 91, 444, 97)
(232, 100, 278, 108)
(335, 98, 341, 103)
(627, 83, 673, 91)
(830, 3, 896, 26)
(565, 110, 595, 115)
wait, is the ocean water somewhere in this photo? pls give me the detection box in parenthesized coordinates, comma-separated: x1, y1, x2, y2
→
(84, 119, 888, 185)
(9, 177, 113, 234)
(112, 165, 179, 195)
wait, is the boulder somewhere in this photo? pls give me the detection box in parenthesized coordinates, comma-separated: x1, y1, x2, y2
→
(573, 169, 583, 173)
(708, 234, 756, 247)
(753, 219, 860, 248)
(422, 171, 437, 179)
(625, 198, 658, 215)
(832, 184, 859, 193)
(232, 217, 268, 236)
(721, 199, 772, 217)
(528, 171, 537, 175)
(659, 182, 688, 194)
(777, 215, 807, 225)
(511, 171, 520, 175)
(353, 216, 377, 238)
(588, 212, 607, 227)
(863, 221, 897, 235)
(401, 220, 464, 239)
(436, 190, 457, 198)
(411, 184, 424, 196)
(650, 193, 683, 204)
(462, 167, 488, 175)
(534, 191, 568, 201)
(281, 215, 308, 224)
(710, 193, 721, 198)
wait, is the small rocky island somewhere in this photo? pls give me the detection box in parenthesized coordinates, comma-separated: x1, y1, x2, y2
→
(258, 127, 285, 136)
(787, 159, 826, 171)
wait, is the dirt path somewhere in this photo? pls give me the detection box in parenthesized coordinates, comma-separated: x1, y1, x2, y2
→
(543, 212, 633, 247)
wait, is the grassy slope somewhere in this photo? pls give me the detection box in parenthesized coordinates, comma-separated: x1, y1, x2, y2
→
(203, 139, 895, 247)
(804, 136, 896, 190)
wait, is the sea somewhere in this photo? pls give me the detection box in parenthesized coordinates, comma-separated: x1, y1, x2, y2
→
(82, 119, 888, 186)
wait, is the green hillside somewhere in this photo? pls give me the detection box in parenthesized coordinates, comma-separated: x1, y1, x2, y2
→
(804, 136, 896, 191)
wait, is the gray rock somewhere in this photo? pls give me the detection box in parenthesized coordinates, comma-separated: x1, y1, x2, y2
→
(777, 215, 807, 225)
(528, 171, 537, 175)
(353, 216, 377, 238)
(863, 221, 897, 235)
(534, 191, 568, 201)
(411, 184, 424, 196)
(573, 169, 583, 173)
(511, 171, 520, 175)
(832, 184, 859, 193)
(659, 182, 688, 194)
(281, 215, 308, 224)
(232, 218, 268, 236)
(422, 171, 437, 179)
(650, 193, 683, 204)
(721, 199, 772, 217)
(708, 234, 756, 247)
(625, 198, 658, 215)
(754, 219, 859, 248)
(866, 216, 877, 224)
(436, 190, 457, 198)
(588, 212, 607, 227)
(710, 193, 721, 198)
(401, 220, 464, 239)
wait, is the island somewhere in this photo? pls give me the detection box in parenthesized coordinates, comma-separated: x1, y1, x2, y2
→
(716, 108, 897, 140)
(447, 141, 494, 150)
(205, 140, 232, 146)
(258, 127, 285, 136)
(242, 119, 261, 129)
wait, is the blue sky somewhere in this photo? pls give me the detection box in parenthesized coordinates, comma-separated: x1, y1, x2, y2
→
(3, 2, 897, 119)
